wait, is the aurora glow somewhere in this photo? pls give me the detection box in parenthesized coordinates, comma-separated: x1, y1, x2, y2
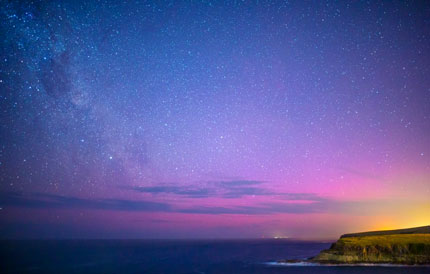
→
(0, 0, 429, 239)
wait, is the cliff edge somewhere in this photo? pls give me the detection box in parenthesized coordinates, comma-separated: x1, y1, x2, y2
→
(311, 226, 430, 265)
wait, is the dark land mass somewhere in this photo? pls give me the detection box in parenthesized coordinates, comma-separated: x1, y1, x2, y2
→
(281, 226, 430, 265)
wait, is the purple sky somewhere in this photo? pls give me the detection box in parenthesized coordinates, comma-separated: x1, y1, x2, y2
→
(0, 0, 429, 239)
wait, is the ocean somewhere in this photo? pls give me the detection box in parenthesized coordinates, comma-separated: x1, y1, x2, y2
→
(1, 239, 429, 273)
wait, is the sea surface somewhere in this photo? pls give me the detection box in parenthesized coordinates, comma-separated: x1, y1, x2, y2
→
(1, 239, 429, 274)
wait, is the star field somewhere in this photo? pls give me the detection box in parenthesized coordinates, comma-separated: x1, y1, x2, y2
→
(0, 0, 429, 239)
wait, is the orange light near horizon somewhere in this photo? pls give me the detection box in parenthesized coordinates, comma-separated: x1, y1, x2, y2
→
(368, 206, 430, 232)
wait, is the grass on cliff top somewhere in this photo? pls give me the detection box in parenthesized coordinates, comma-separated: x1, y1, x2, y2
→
(338, 234, 430, 247)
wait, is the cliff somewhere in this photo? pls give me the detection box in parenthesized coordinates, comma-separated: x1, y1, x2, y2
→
(311, 226, 430, 265)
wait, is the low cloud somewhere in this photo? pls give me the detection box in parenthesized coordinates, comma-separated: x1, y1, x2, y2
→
(179, 200, 333, 215)
(281, 193, 326, 202)
(0, 192, 171, 212)
(133, 186, 214, 198)
(217, 180, 263, 187)
(131, 180, 330, 201)
(0, 191, 373, 216)
(132, 179, 270, 199)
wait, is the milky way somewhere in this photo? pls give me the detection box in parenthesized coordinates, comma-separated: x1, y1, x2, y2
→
(0, 1, 429, 239)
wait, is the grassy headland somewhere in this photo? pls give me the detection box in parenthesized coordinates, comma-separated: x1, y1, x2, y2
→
(310, 226, 430, 265)
(280, 226, 430, 265)
(312, 233, 430, 264)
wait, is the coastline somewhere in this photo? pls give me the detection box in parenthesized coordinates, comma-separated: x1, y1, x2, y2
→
(269, 261, 430, 267)
(278, 226, 430, 266)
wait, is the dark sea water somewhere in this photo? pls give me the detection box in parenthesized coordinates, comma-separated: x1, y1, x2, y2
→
(1, 239, 429, 274)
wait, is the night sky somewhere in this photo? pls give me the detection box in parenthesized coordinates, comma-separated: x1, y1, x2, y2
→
(0, 0, 429, 239)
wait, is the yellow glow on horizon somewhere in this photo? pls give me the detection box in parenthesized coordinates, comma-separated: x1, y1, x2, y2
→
(369, 204, 430, 232)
